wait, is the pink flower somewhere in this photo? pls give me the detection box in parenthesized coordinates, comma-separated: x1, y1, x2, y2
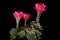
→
(34, 3, 46, 12)
(23, 14, 30, 20)
(13, 11, 23, 20)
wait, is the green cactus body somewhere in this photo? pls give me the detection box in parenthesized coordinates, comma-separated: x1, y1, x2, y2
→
(35, 30, 41, 38)
(10, 28, 18, 36)
(26, 30, 36, 40)
(23, 28, 29, 32)
(32, 21, 41, 29)
(18, 31, 25, 38)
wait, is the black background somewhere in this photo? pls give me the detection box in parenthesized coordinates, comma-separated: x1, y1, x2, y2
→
(0, 0, 48, 40)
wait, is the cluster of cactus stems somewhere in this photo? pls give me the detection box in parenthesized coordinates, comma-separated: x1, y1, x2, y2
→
(10, 3, 46, 40)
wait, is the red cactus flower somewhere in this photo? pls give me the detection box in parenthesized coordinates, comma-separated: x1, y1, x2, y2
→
(13, 11, 23, 20)
(34, 3, 46, 12)
(23, 14, 30, 20)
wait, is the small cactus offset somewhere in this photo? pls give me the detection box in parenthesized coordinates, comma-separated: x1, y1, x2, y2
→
(10, 3, 46, 40)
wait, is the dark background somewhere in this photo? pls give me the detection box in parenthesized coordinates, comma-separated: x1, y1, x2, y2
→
(0, 0, 48, 40)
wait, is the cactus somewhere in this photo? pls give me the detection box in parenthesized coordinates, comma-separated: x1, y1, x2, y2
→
(10, 3, 46, 40)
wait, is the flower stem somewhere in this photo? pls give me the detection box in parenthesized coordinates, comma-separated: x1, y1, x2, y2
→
(16, 19, 20, 28)
(36, 12, 41, 23)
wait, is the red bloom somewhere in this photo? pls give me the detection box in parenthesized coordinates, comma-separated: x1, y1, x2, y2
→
(13, 11, 23, 20)
(34, 3, 46, 12)
(23, 14, 30, 20)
